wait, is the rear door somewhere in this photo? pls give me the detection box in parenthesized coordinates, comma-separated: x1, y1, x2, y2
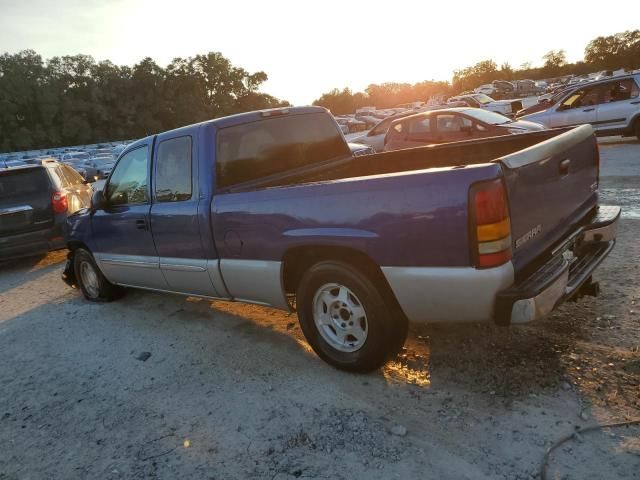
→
(149, 132, 222, 297)
(499, 126, 599, 274)
(90, 143, 168, 290)
(0, 167, 53, 237)
(595, 77, 640, 133)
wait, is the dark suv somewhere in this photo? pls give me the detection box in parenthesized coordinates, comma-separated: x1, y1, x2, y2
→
(0, 159, 92, 260)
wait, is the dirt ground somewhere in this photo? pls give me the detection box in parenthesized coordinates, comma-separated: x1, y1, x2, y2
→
(0, 138, 638, 480)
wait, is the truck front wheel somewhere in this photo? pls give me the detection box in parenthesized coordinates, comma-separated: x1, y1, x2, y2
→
(296, 260, 406, 372)
(73, 248, 120, 302)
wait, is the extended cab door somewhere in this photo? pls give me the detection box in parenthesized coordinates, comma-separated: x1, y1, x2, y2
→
(149, 131, 223, 297)
(91, 143, 168, 290)
(595, 77, 640, 133)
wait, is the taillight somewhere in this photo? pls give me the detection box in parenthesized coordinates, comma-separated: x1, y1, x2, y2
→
(470, 179, 512, 269)
(52, 191, 68, 214)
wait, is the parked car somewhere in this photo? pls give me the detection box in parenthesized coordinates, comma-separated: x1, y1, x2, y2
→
(474, 84, 496, 96)
(448, 93, 523, 117)
(85, 157, 116, 179)
(63, 158, 99, 182)
(350, 110, 427, 152)
(1, 159, 92, 260)
(60, 106, 619, 373)
(384, 108, 544, 151)
(519, 73, 640, 139)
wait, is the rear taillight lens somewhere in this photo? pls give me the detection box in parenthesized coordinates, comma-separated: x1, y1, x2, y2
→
(52, 191, 68, 214)
(470, 179, 511, 269)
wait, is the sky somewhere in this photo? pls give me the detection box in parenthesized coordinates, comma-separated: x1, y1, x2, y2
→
(1, 0, 638, 105)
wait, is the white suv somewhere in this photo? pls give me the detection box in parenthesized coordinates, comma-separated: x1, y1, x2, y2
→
(520, 74, 640, 139)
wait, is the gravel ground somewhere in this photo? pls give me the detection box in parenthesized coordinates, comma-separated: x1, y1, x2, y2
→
(0, 138, 638, 480)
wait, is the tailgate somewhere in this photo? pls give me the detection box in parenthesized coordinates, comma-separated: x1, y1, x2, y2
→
(0, 168, 53, 236)
(498, 125, 598, 275)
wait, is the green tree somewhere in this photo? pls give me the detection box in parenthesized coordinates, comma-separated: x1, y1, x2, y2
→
(585, 30, 640, 70)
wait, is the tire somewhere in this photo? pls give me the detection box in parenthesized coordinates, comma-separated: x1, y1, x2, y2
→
(296, 260, 407, 372)
(73, 248, 119, 302)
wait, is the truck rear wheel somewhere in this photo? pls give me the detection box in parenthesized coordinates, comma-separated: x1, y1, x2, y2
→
(296, 260, 406, 372)
(73, 248, 119, 302)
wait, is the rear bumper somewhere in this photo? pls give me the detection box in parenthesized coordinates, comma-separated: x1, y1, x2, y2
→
(0, 225, 65, 261)
(494, 205, 620, 325)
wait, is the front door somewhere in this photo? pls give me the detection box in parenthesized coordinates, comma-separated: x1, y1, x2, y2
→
(91, 143, 168, 290)
(549, 86, 599, 128)
(149, 132, 222, 297)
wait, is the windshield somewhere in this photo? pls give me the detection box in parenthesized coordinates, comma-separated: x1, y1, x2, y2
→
(462, 109, 511, 125)
(471, 94, 494, 105)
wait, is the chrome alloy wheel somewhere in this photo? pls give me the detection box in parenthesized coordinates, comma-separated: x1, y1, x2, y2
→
(79, 260, 99, 298)
(312, 283, 368, 352)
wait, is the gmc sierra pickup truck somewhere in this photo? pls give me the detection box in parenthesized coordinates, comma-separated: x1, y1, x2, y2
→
(62, 106, 620, 372)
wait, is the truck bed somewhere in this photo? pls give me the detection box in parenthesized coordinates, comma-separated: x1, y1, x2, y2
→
(252, 128, 575, 187)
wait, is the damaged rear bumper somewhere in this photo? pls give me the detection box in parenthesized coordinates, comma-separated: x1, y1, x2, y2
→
(494, 205, 620, 325)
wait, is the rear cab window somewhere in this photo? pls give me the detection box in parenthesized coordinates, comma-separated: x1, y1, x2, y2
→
(216, 112, 350, 189)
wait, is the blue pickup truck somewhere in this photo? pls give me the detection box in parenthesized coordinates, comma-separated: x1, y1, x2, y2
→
(62, 106, 620, 372)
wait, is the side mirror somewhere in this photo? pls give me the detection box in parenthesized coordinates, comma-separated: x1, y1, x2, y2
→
(91, 189, 106, 211)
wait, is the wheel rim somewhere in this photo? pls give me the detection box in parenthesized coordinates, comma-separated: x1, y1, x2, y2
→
(312, 283, 368, 353)
(79, 260, 99, 298)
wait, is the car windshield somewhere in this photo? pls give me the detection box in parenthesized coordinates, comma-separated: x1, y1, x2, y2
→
(462, 109, 511, 125)
(472, 94, 494, 105)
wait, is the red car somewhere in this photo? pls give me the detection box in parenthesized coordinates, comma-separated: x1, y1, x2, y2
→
(384, 108, 544, 151)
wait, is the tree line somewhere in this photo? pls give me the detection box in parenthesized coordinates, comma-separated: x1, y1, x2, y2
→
(0, 51, 289, 153)
(314, 30, 640, 114)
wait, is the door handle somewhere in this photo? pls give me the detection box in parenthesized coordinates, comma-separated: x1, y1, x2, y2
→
(559, 159, 571, 175)
(582, 108, 595, 112)
(135, 219, 148, 230)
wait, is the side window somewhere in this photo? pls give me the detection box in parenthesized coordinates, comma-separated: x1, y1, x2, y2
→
(106, 146, 149, 206)
(408, 116, 431, 134)
(602, 79, 640, 103)
(53, 166, 70, 187)
(155, 136, 192, 202)
(370, 118, 390, 136)
(63, 165, 84, 185)
(560, 90, 588, 109)
(436, 114, 463, 132)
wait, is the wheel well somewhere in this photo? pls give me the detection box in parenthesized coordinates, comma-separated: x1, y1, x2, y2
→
(66, 240, 89, 253)
(282, 245, 402, 312)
